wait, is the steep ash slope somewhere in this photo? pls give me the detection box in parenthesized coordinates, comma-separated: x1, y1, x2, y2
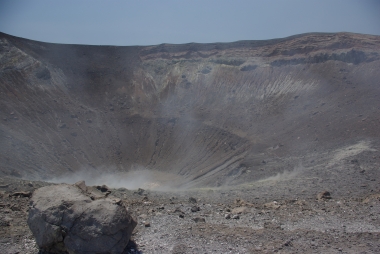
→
(0, 32, 379, 187)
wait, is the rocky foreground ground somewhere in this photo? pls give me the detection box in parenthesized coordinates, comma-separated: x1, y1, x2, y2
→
(0, 176, 379, 254)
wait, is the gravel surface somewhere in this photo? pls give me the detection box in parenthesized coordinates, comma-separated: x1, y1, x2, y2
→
(1, 169, 379, 253)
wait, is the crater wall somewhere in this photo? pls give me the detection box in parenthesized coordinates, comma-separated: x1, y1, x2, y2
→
(1, 32, 379, 187)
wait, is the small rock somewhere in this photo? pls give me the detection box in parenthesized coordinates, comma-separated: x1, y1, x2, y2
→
(11, 205, 21, 211)
(172, 243, 188, 254)
(112, 198, 122, 205)
(135, 188, 145, 195)
(232, 206, 247, 214)
(173, 207, 185, 218)
(144, 222, 150, 227)
(9, 191, 32, 198)
(96, 185, 109, 193)
(225, 213, 231, 219)
(0, 217, 10, 227)
(232, 214, 240, 219)
(264, 201, 281, 209)
(264, 222, 281, 229)
(138, 214, 147, 220)
(283, 239, 293, 247)
(173, 208, 182, 212)
(74, 181, 87, 192)
(191, 206, 200, 212)
(235, 198, 244, 205)
(189, 197, 197, 203)
(317, 191, 332, 200)
(192, 217, 205, 223)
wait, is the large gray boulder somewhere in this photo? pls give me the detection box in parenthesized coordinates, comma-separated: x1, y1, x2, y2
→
(27, 182, 137, 254)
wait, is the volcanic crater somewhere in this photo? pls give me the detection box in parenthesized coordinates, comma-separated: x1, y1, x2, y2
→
(0, 32, 380, 253)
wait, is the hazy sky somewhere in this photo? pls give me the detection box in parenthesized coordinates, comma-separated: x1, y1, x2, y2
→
(0, 0, 379, 46)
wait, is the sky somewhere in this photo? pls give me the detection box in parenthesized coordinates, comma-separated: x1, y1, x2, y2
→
(0, 0, 379, 46)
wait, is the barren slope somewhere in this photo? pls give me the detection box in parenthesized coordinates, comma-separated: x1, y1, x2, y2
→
(0, 32, 379, 188)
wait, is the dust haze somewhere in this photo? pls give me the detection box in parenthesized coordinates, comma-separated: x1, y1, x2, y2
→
(46, 165, 184, 191)
(259, 163, 304, 182)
